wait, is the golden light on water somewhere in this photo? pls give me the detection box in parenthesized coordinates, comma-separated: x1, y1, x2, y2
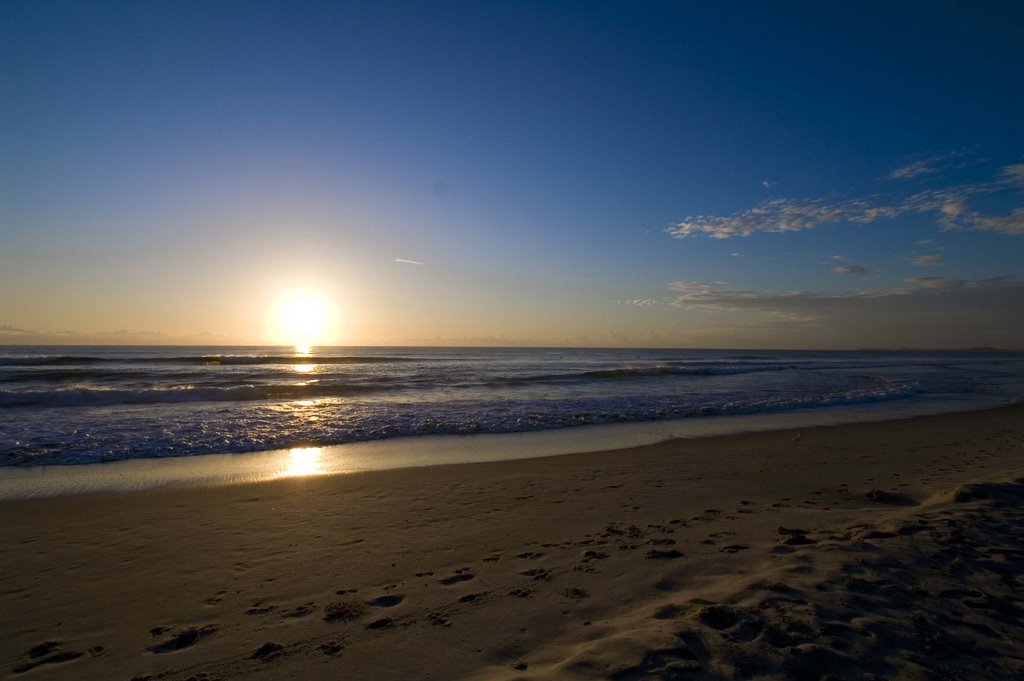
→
(279, 447, 326, 478)
(293, 363, 315, 373)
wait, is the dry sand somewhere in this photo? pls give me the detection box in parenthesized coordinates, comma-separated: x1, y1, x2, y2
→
(2, 405, 1023, 680)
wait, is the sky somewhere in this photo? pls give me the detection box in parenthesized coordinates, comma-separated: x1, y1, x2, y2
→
(2, 0, 1022, 349)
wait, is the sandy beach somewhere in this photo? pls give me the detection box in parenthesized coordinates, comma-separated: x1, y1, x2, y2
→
(2, 405, 1023, 680)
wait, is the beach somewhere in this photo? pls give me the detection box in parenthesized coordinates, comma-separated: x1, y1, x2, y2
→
(5, 2, 1024, 679)
(2, 404, 1023, 680)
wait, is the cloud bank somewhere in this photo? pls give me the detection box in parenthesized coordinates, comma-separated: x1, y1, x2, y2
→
(0, 324, 240, 345)
(668, 164, 1024, 239)
(667, 276, 1023, 346)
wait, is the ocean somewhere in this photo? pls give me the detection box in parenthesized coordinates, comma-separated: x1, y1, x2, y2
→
(2, 345, 1023, 469)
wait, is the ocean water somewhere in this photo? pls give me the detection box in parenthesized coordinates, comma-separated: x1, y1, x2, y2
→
(1, 345, 1023, 467)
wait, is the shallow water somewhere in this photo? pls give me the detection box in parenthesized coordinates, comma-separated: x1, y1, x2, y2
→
(2, 345, 1023, 468)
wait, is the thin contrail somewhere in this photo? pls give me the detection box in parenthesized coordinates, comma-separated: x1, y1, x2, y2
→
(395, 258, 426, 266)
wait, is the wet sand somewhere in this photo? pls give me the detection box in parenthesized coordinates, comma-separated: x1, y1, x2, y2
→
(2, 405, 1023, 680)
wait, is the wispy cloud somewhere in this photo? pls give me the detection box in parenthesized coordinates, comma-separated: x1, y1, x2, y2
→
(833, 265, 866, 276)
(887, 149, 972, 180)
(395, 258, 426, 266)
(621, 298, 660, 307)
(905, 276, 966, 289)
(0, 324, 34, 337)
(761, 179, 775, 189)
(907, 254, 943, 266)
(960, 207, 1024, 235)
(668, 164, 1024, 239)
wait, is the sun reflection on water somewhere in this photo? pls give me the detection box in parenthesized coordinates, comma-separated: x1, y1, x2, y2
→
(293, 364, 315, 374)
(278, 447, 326, 478)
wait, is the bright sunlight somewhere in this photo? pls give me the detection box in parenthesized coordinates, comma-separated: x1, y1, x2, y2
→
(278, 446, 326, 478)
(269, 289, 338, 347)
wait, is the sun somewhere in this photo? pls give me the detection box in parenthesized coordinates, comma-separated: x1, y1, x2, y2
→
(270, 289, 337, 348)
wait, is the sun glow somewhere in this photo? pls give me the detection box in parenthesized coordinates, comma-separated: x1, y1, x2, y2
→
(269, 289, 338, 347)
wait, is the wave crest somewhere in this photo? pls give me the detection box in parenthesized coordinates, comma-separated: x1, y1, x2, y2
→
(0, 383, 381, 408)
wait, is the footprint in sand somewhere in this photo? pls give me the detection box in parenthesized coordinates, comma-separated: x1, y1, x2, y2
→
(319, 641, 344, 655)
(281, 602, 316, 618)
(781, 535, 817, 546)
(147, 626, 217, 654)
(691, 603, 740, 630)
(863, 489, 918, 506)
(439, 568, 475, 585)
(365, 617, 393, 630)
(12, 641, 94, 675)
(250, 642, 285, 661)
(720, 544, 750, 553)
(519, 568, 553, 582)
(775, 526, 818, 546)
(246, 601, 277, 616)
(601, 523, 646, 539)
(427, 611, 452, 626)
(648, 538, 677, 546)
(366, 594, 405, 608)
(204, 590, 227, 606)
(562, 587, 589, 600)
(324, 601, 367, 622)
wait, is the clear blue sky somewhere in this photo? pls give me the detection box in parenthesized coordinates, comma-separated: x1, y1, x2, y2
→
(2, 1, 1022, 348)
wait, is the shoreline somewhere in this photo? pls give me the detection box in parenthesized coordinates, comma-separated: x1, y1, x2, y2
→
(2, 404, 1023, 679)
(0, 395, 1013, 500)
